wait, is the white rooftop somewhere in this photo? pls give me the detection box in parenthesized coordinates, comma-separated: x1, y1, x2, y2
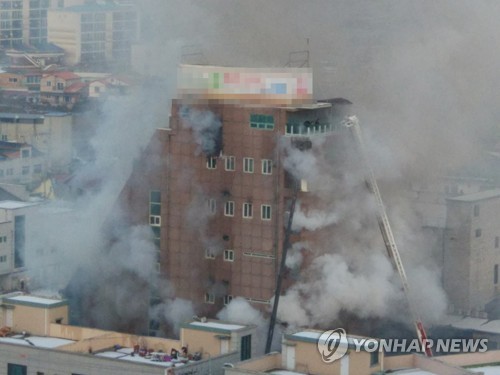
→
(442, 315, 500, 335)
(0, 335, 74, 348)
(189, 321, 245, 331)
(0, 200, 40, 210)
(470, 366, 500, 374)
(7, 295, 64, 306)
(390, 370, 439, 375)
(96, 347, 192, 368)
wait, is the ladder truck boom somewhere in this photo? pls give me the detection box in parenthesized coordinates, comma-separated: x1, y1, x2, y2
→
(343, 116, 432, 357)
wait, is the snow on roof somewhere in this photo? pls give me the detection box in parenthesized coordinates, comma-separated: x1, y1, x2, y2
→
(470, 366, 500, 374)
(442, 314, 500, 335)
(189, 321, 246, 331)
(0, 200, 40, 209)
(270, 371, 306, 375)
(6, 295, 64, 306)
(0, 335, 74, 348)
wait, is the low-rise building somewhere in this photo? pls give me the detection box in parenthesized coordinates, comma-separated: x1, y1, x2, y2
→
(0, 141, 46, 185)
(0, 295, 253, 375)
(40, 71, 88, 108)
(0, 111, 73, 173)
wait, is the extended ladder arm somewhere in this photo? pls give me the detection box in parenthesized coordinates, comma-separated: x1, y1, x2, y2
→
(343, 116, 432, 357)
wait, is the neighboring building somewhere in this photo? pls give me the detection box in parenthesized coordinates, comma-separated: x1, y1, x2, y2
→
(0, 200, 42, 291)
(0, 111, 73, 172)
(443, 189, 500, 315)
(0, 141, 47, 184)
(0, 298, 253, 375)
(47, 1, 138, 66)
(119, 65, 346, 315)
(0, 0, 87, 49)
(39, 71, 88, 108)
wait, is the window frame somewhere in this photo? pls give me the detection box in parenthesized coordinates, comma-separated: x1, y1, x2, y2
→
(224, 249, 234, 262)
(261, 159, 272, 175)
(205, 248, 215, 260)
(207, 157, 217, 169)
(224, 201, 235, 217)
(205, 292, 215, 304)
(225, 156, 235, 171)
(243, 202, 253, 219)
(243, 157, 254, 173)
(261, 205, 272, 220)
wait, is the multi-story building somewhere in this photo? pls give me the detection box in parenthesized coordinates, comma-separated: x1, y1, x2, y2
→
(0, 0, 87, 49)
(47, 0, 138, 66)
(0, 111, 73, 172)
(119, 65, 345, 315)
(443, 189, 500, 315)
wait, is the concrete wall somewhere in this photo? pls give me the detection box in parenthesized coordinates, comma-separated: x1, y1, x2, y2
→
(0, 342, 166, 375)
(47, 11, 81, 65)
(444, 196, 500, 313)
(9, 303, 68, 335)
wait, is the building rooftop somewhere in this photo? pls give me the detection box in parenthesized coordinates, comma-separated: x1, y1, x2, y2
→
(4, 295, 67, 308)
(0, 335, 74, 349)
(447, 189, 500, 202)
(182, 320, 251, 334)
(0, 200, 40, 210)
(442, 314, 500, 335)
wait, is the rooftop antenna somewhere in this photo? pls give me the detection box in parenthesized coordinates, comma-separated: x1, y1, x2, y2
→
(181, 44, 208, 65)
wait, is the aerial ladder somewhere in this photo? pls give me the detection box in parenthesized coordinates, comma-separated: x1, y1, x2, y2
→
(343, 116, 433, 357)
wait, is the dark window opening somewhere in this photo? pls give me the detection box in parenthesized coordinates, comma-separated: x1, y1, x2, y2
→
(475, 229, 482, 238)
(14, 216, 25, 268)
(8, 364, 27, 375)
(240, 334, 252, 361)
(370, 351, 379, 366)
(495, 265, 499, 285)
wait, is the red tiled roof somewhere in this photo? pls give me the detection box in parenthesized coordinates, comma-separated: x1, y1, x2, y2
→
(64, 81, 88, 93)
(44, 71, 80, 81)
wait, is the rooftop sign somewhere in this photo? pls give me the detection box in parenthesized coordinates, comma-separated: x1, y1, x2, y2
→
(177, 64, 313, 105)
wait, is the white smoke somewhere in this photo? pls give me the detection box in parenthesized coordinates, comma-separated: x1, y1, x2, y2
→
(180, 106, 222, 156)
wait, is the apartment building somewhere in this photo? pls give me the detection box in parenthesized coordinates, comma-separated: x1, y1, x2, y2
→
(47, 0, 138, 66)
(0, 0, 87, 49)
(443, 189, 500, 316)
(119, 65, 347, 315)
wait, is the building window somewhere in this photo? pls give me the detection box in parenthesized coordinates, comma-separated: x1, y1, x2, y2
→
(475, 229, 482, 238)
(250, 114, 274, 130)
(149, 215, 161, 226)
(225, 156, 235, 171)
(207, 198, 216, 215)
(21, 149, 30, 158)
(0, 236, 6, 243)
(224, 250, 234, 262)
(243, 203, 253, 218)
(205, 293, 215, 304)
(262, 159, 272, 175)
(240, 335, 252, 361)
(224, 295, 233, 305)
(0, 256, 7, 262)
(224, 201, 234, 217)
(1, 135, 7, 141)
(7, 363, 27, 375)
(474, 204, 480, 217)
(56, 82, 64, 90)
(46, 80, 51, 86)
(205, 248, 215, 259)
(261, 205, 272, 220)
(22, 166, 29, 175)
(14, 216, 25, 269)
(495, 265, 499, 284)
(243, 158, 254, 173)
(207, 157, 217, 169)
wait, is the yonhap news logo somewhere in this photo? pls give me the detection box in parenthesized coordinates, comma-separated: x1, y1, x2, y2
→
(317, 328, 488, 363)
(317, 328, 349, 363)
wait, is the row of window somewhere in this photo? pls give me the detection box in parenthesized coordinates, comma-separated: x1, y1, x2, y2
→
(0, 236, 7, 243)
(0, 165, 41, 177)
(205, 293, 233, 305)
(208, 200, 272, 220)
(0, 255, 7, 262)
(207, 157, 273, 175)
